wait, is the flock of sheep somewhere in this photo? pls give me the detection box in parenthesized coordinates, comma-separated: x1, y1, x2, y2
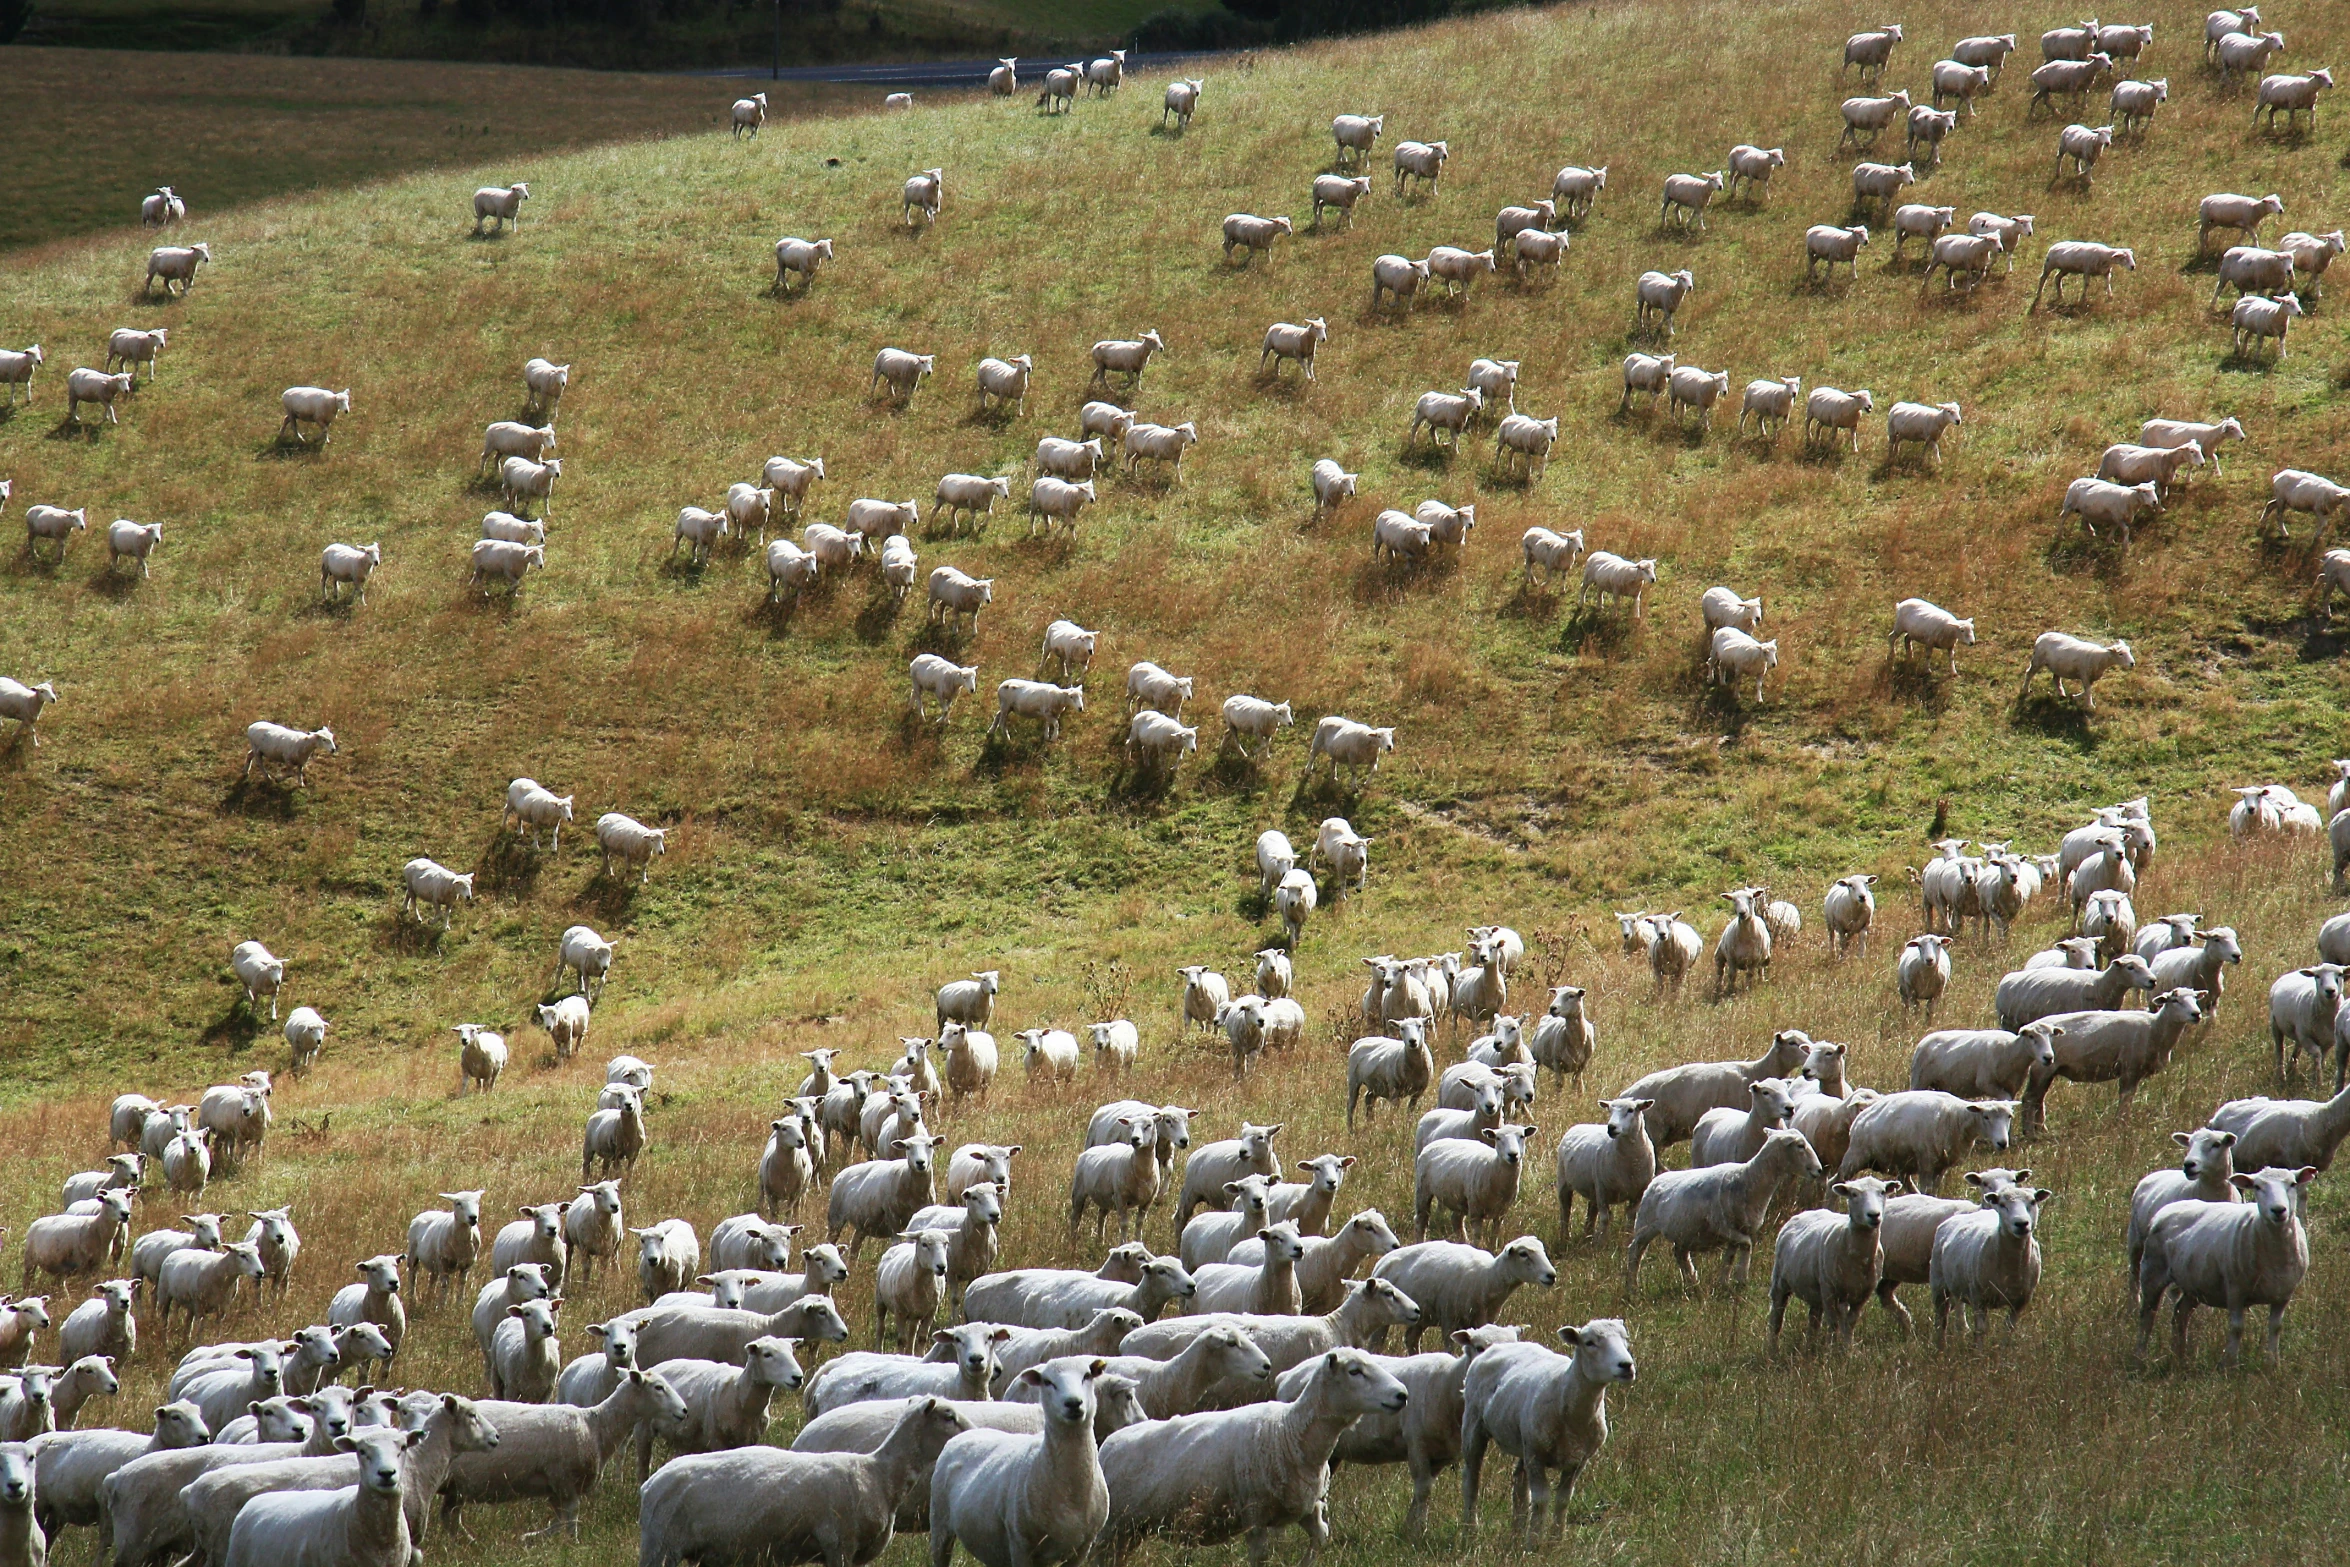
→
(6, 9, 2350, 1567)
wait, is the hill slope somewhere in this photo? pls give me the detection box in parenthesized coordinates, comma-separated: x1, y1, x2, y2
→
(4, 2, 2350, 1561)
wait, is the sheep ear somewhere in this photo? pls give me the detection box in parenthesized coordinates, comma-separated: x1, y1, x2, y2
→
(1884, 1181, 1905, 1197)
(1013, 1367, 1043, 1388)
(1339, 1156, 1358, 1169)
(2171, 1132, 2193, 1148)
(990, 1327, 1011, 1342)
(1556, 1325, 1584, 1346)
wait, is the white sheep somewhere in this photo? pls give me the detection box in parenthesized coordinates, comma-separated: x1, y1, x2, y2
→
(1260, 319, 1327, 381)
(2254, 68, 2334, 134)
(1123, 421, 1199, 481)
(1494, 412, 1560, 473)
(927, 1357, 1111, 1567)
(455, 1024, 506, 1092)
(900, 168, 944, 227)
(1844, 23, 1902, 80)
(0, 680, 59, 748)
(927, 567, 993, 631)
(2259, 469, 2350, 541)
(1885, 400, 1963, 463)
(2097, 441, 2205, 495)
(2136, 1164, 2314, 1367)
(730, 92, 767, 135)
(2029, 53, 2116, 113)
(2110, 75, 2168, 132)
(1520, 526, 1586, 587)
(1577, 552, 1658, 617)
(141, 185, 186, 225)
(1839, 90, 1910, 148)
(1161, 75, 1201, 128)
(1393, 139, 1449, 195)
(1709, 628, 1779, 701)
(989, 680, 1085, 744)
(1457, 1320, 1634, 1545)
(1932, 59, 1995, 113)
(1725, 143, 1785, 199)
(2020, 631, 2136, 708)
(1310, 173, 1374, 229)
(1850, 161, 1916, 219)
(63, 369, 135, 427)
(145, 242, 211, 296)
(909, 655, 980, 724)
(2281, 229, 2347, 298)
(1219, 698, 1293, 763)
(1659, 170, 1725, 228)
(1370, 252, 1431, 309)
(1889, 202, 1954, 263)
(1551, 162, 1607, 216)
(104, 327, 168, 380)
(0, 346, 41, 405)
(1929, 1183, 2050, 1346)
(398, 857, 474, 928)
(2231, 292, 2305, 359)
(1633, 268, 1695, 334)
(1804, 387, 1875, 449)
(470, 538, 544, 595)
(1220, 213, 1292, 267)
(1088, 330, 1164, 390)
(1769, 1175, 1902, 1351)
(2032, 239, 2136, 308)
(2053, 121, 2115, 185)
(1307, 717, 1395, 783)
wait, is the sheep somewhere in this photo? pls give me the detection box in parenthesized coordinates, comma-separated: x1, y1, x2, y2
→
(582, 813, 661, 886)
(63, 368, 136, 427)
(61, 1154, 142, 1211)
(1088, 330, 1165, 390)
(20, 1192, 134, 1291)
(2208, 1082, 2350, 1174)
(2254, 68, 2334, 133)
(2031, 240, 2136, 308)
(729, 91, 767, 136)
(162, 1122, 212, 1196)
(2211, 244, 2296, 310)
(826, 1133, 946, 1262)
(798, 519, 860, 571)
(907, 655, 981, 726)
(1363, 1231, 1550, 1357)
(2259, 468, 2350, 542)
(22, 507, 86, 566)
(1929, 60, 1994, 116)
(479, 420, 557, 476)
(2280, 228, 2348, 298)
(1633, 267, 1695, 334)
(899, 168, 944, 228)
(1929, 1183, 2050, 1346)
(1839, 1092, 2018, 1196)
(926, 567, 994, 634)
(442, 1366, 689, 1541)
(2052, 120, 2116, 186)
(1153, 74, 1201, 128)
(153, 1237, 268, 1339)
(1456, 1319, 1634, 1545)
(1575, 552, 1657, 618)
(1890, 932, 1954, 1018)
(1882, 598, 1974, 678)
(1844, 23, 1901, 79)
(1960, 212, 2034, 277)
(55, 1280, 137, 1371)
(2096, 442, 2205, 498)
(503, 778, 574, 852)
(1174, 1121, 1284, 1232)
(1663, 366, 1729, 431)
(1304, 718, 1393, 786)
(2029, 53, 2115, 114)
(1259, 319, 1326, 383)
(1839, 90, 1910, 148)
(1411, 1127, 1537, 1246)
(1317, 820, 1372, 896)
(926, 1355, 1114, 1567)
(1369, 252, 1432, 310)
(1513, 526, 1589, 592)
(0, 347, 41, 406)
(1909, 1025, 2062, 1109)
(1066, 1117, 1163, 1247)
(2232, 292, 2306, 359)
(2126, 1129, 2243, 1282)
(1309, 173, 1373, 231)
(2198, 193, 2287, 257)
(1626, 1130, 1823, 1292)
(1615, 1027, 1813, 1149)
(1220, 213, 1292, 268)
(1711, 886, 1773, 993)
(1724, 144, 1785, 202)
(1122, 421, 1199, 482)
(1690, 1079, 1799, 1169)
(1888, 205, 1955, 267)
(1658, 170, 1726, 231)
(2135, 1165, 2314, 1368)
(1094, 1346, 1406, 1562)
(28, 1398, 208, 1542)
(1552, 1099, 1656, 1244)
(144, 242, 211, 296)
(1390, 139, 1448, 197)
(1769, 1176, 1902, 1352)
(1708, 628, 1779, 701)
(269, 385, 352, 449)
(103, 328, 168, 383)
(405, 1191, 485, 1306)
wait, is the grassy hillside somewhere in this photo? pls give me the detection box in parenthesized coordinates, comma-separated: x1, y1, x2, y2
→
(15, 0, 1227, 71)
(4, 0, 2350, 1560)
(1, 48, 853, 252)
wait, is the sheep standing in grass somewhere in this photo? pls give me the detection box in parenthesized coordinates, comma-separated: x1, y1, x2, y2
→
(1659, 171, 1725, 229)
(141, 185, 186, 225)
(1261, 319, 1327, 382)
(1458, 1320, 1634, 1546)
(1769, 1176, 1901, 1352)
(473, 183, 529, 233)
(2254, 69, 2334, 134)
(2126, 1129, 2240, 1279)
(1310, 174, 1373, 230)
(2020, 632, 2136, 709)
(928, 1357, 1109, 1567)
(145, 242, 211, 295)
(1554, 1099, 1655, 1243)
(1626, 1129, 1822, 1292)
(1373, 1236, 1554, 1350)
(2231, 293, 2305, 359)
(1725, 144, 1784, 200)
(1633, 268, 1695, 335)
(1930, 1184, 2050, 1346)
(2031, 241, 2135, 308)
(1823, 875, 1878, 959)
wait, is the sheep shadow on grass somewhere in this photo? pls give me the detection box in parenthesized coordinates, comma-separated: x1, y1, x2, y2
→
(1253, 371, 1312, 406)
(852, 586, 908, 646)
(84, 563, 143, 601)
(472, 829, 544, 900)
(378, 909, 456, 957)
(198, 1003, 266, 1056)
(2009, 694, 2103, 745)
(572, 872, 641, 927)
(1558, 606, 1644, 659)
(2217, 349, 2284, 376)
(1394, 440, 1460, 474)
(216, 776, 306, 822)
(45, 418, 105, 446)
(906, 618, 977, 661)
(1879, 656, 1960, 715)
(255, 436, 325, 462)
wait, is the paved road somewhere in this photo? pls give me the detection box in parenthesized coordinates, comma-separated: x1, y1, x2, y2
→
(689, 51, 1217, 87)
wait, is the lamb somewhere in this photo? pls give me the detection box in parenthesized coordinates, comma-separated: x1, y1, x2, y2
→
(1633, 268, 1696, 334)
(1551, 163, 1607, 216)
(2020, 632, 2136, 708)
(908, 655, 980, 725)
(2096, 442, 2205, 498)
(2031, 240, 2136, 308)
(1664, 368, 1728, 432)
(1392, 139, 1448, 195)
(1615, 1028, 1811, 1147)
(1839, 1093, 2017, 1195)
(1930, 1183, 2050, 1345)
(1457, 1320, 1635, 1545)
(1725, 143, 1785, 199)
(582, 1086, 647, 1180)
(442, 1367, 688, 1541)
(1578, 552, 1658, 618)
(2211, 244, 2296, 308)
(1307, 173, 1375, 233)
(20, 1191, 134, 1290)
(1659, 170, 1725, 229)
(22, 507, 87, 566)
(1769, 1176, 1902, 1352)
(926, 567, 994, 633)
(2231, 292, 2306, 359)
(1370, 253, 1431, 309)
(1844, 23, 1902, 80)
(2253, 68, 2334, 134)
(144, 243, 211, 296)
